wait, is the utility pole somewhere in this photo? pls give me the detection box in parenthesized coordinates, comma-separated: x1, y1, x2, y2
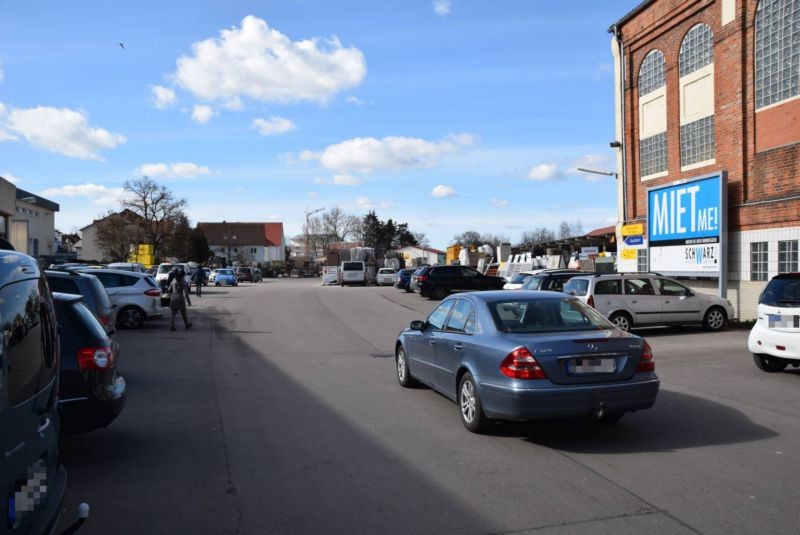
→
(305, 207, 324, 259)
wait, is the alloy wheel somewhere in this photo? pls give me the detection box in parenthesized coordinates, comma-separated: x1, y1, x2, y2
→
(460, 380, 476, 423)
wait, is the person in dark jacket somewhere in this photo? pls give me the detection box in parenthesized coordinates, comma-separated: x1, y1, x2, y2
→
(192, 267, 204, 297)
(169, 271, 192, 331)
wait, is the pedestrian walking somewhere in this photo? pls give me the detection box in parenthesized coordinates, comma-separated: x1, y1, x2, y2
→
(182, 269, 192, 306)
(192, 267, 204, 297)
(169, 271, 193, 331)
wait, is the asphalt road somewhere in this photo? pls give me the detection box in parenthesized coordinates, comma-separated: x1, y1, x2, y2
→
(58, 278, 800, 534)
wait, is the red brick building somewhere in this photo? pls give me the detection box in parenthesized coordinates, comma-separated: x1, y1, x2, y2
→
(611, 0, 800, 319)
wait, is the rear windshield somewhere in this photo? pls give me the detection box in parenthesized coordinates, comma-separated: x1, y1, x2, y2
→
(68, 300, 109, 341)
(144, 276, 158, 288)
(488, 297, 610, 334)
(761, 277, 800, 307)
(564, 278, 589, 296)
(157, 264, 174, 274)
(379, 269, 395, 274)
(87, 276, 113, 310)
(343, 262, 364, 271)
(219, 269, 234, 275)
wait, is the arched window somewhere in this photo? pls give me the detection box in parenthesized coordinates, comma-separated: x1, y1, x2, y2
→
(755, 0, 800, 109)
(679, 23, 715, 167)
(638, 50, 667, 178)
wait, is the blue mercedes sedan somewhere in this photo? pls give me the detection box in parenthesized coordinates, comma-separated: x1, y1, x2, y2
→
(395, 291, 659, 433)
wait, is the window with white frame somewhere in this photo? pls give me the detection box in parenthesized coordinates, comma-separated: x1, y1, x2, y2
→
(755, 0, 800, 109)
(751, 242, 769, 281)
(637, 248, 649, 272)
(638, 50, 668, 178)
(679, 23, 715, 167)
(778, 240, 798, 273)
(250, 247, 257, 254)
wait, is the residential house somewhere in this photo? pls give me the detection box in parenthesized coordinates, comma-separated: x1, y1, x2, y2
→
(197, 222, 286, 266)
(0, 177, 60, 257)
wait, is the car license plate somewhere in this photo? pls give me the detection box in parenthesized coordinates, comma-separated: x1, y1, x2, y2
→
(768, 314, 800, 328)
(570, 358, 616, 374)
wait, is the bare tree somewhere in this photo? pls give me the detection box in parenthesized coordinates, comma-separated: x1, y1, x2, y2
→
(95, 210, 140, 262)
(412, 231, 429, 248)
(121, 177, 187, 259)
(478, 233, 510, 252)
(520, 227, 555, 246)
(322, 207, 361, 242)
(452, 230, 482, 247)
(558, 221, 572, 239)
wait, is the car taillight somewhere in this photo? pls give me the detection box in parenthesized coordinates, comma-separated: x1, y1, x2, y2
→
(499, 347, 547, 379)
(587, 294, 595, 308)
(77, 347, 112, 370)
(637, 341, 655, 372)
(98, 314, 110, 326)
(417, 275, 428, 282)
(145, 289, 161, 297)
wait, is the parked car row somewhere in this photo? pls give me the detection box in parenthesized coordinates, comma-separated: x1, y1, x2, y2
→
(2, 249, 127, 531)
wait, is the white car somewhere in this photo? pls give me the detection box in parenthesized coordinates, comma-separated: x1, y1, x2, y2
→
(748, 273, 800, 373)
(80, 268, 163, 328)
(503, 270, 540, 290)
(107, 262, 146, 273)
(564, 273, 735, 332)
(155, 262, 193, 288)
(376, 268, 397, 286)
(340, 261, 366, 286)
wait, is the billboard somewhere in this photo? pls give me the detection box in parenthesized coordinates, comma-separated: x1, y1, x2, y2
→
(647, 172, 726, 275)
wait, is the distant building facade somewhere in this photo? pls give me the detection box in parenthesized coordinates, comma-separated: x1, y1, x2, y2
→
(611, 0, 800, 319)
(0, 176, 60, 257)
(197, 222, 286, 266)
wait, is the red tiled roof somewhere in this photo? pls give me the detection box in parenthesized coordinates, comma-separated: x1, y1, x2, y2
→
(587, 225, 616, 237)
(264, 222, 284, 247)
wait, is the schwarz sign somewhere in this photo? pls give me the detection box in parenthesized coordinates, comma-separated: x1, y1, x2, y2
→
(647, 172, 727, 275)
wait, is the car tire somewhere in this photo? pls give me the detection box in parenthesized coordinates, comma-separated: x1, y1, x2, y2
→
(118, 306, 145, 329)
(396, 346, 417, 387)
(431, 286, 447, 300)
(405, 287, 413, 293)
(753, 354, 789, 373)
(703, 306, 727, 331)
(215, 282, 220, 287)
(609, 311, 632, 332)
(459, 372, 489, 433)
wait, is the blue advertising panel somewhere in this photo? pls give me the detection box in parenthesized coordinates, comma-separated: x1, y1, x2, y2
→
(647, 172, 727, 277)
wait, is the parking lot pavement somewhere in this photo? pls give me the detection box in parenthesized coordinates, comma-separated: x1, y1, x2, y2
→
(58, 279, 800, 534)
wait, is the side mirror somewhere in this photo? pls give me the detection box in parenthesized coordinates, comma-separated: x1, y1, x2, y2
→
(685, 290, 694, 297)
(410, 320, 425, 331)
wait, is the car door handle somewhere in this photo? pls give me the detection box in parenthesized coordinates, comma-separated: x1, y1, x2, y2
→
(631, 300, 637, 304)
(453, 343, 464, 351)
(665, 300, 671, 304)
(37, 417, 51, 434)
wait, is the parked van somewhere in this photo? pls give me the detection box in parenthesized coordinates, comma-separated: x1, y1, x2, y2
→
(340, 261, 366, 286)
(1, 250, 67, 533)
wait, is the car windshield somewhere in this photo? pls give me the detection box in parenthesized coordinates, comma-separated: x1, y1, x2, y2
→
(564, 278, 589, 296)
(487, 297, 611, 333)
(522, 276, 542, 290)
(219, 269, 234, 275)
(379, 269, 395, 274)
(510, 273, 533, 284)
(760, 277, 800, 307)
(343, 262, 363, 271)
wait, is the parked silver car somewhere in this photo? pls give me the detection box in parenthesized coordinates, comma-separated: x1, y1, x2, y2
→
(395, 291, 659, 432)
(564, 273, 735, 332)
(80, 268, 163, 328)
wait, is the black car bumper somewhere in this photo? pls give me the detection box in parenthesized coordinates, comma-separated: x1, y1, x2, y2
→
(60, 375, 127, 435)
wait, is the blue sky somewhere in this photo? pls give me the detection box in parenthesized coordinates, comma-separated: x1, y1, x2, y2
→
(0, 0, 641, 248)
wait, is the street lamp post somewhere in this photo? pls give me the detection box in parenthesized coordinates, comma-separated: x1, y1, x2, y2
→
(576, 167, 618, 179)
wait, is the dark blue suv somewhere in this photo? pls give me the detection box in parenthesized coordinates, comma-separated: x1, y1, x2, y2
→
(0, 250, 66, 533)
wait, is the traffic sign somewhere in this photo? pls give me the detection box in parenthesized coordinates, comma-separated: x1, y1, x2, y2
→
(624, 235, 644, 246)
(622, 223, 644, 236)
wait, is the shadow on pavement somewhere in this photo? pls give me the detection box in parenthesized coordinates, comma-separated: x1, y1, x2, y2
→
(485, 389, 778, 453)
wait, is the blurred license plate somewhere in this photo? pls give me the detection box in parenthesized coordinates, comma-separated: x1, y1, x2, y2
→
(570, 358, 616, 374)
(768, 314, 799, 328)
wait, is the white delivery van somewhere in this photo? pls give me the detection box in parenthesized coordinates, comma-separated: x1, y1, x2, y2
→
(340, 261, 366, 286)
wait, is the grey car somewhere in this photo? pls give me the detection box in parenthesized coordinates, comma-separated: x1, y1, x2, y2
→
(395, 291, 660, 433)
(46, 269, 116, 336)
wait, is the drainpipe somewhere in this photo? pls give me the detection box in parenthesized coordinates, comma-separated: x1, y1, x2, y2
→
(611, 26, 627, 225)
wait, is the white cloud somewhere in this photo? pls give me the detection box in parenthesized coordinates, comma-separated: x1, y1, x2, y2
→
(345, 95, 364, 106)
(432, 185, 456, 197)
(2, 106, 125, 160)
(307, 191, 319, 198)
(527, 163, 562, 181)
(305, 133, 475, 174)
(572, 154, 614, 181)
(173, 15, 366, 105)
(252, 116, 296, 136)
(313, 173, 364, 186)
(150, 85, 177, 109)
(191, 104, 214, 123)
(136, 162, 212, 178)
(433, 0, 452, 16)
(40, 183, 128, 206)
(352, 196, 392, 210)
(490, 198, 508, 207)
(2, 172, 20, 184)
